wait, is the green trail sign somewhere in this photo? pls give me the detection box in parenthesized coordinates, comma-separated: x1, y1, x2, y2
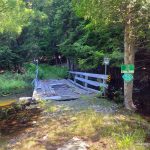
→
(122, 74, 133, 82)
(121, 64, 134, 73)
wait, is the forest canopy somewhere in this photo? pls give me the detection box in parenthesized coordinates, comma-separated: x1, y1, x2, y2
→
(0, 0, 149, 71)
(0, 0, 32, 34)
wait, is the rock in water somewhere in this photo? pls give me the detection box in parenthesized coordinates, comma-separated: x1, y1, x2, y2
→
(57, 137, 89, 150)
(18, 97, 32, 105)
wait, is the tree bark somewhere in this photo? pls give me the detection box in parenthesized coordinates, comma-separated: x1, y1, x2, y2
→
(67, 58, 71, 70)
(124, 4, 136, 111)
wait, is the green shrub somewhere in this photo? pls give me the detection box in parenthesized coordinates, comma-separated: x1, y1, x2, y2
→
(24, 63, 68, 79)
(0, 64, 68, 96)
(113, 89, 124, 103)
(0, 73, 29, 96)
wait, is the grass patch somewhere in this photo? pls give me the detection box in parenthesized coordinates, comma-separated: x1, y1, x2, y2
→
(0, 138, 9, 150)
(70, 110, 103, 137)
(0, 73, 30, 96)
(39, 64, 68, 79)
(67, 110, 149, 150)
(1, 101, 149, 150)
(45, 104, 58, 113)
(0, 64, 68, 96)
(24, 63, 68, 80)
(31, 100, 149, 150)
(80, 95, 119, 108)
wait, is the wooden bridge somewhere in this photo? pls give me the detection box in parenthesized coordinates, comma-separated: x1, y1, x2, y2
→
(32, 71, 108, 101)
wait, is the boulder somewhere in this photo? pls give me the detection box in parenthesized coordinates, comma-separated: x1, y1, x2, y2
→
(18, 97, 33, 105)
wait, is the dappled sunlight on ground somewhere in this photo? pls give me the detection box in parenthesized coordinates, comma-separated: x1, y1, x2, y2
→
(0, 106, 42, 150)
(0, 97, 150, 150)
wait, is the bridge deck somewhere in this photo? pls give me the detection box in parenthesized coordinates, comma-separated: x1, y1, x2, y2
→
(32, 79, 93, 101)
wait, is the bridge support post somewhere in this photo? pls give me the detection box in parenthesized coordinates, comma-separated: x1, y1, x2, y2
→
(85, 76, 88, 88)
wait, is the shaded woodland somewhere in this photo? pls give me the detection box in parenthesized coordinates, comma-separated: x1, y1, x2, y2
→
(0, 0, 150, 111)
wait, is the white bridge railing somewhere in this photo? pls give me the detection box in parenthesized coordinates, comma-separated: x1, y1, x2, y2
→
(69, 71, 108, 94)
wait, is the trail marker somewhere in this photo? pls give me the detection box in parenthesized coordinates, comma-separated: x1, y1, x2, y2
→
(122, 74, 133, 82)
(121, 64, 134, 74)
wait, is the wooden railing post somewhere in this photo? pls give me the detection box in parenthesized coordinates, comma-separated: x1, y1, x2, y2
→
(74, 74, 77, 83)
(69, 71, 108, 94)
(85, 76, 88, 88)
(103, 79, 106, 97)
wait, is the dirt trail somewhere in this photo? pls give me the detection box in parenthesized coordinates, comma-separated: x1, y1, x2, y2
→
(0, 83, 119, 150)
(0, 81, 149, 150)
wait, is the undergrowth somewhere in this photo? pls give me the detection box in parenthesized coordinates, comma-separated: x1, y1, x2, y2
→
(0, 73, 29, 96)
(67, 110, 148, 150)
(1, 98, 149, 150)
(0, 64, 68, 96)
(8, 108, 149, 150)
(35, 100, 150, 150)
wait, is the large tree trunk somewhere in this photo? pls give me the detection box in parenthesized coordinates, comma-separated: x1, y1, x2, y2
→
(124, 4, 136, 111)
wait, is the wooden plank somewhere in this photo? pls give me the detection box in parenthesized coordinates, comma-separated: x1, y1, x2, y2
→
(75, 76, 108, 88)
(68, 79, 100, 93)
(69, 71, 108, 79)
(85, 76, 88, 87)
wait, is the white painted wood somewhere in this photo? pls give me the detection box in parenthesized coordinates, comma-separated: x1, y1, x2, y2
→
(75, 76, 108, 88)
(69, 71, 109, 94)
(50, 83, 65, 86)
(33, 79, 87, 101)
(68, 79, 101, 93)
(36, 80, 42, 89)
(44, 96, 62, 100)
(69, 71, 108, 79)
(74, 74, 77, 83)
(85, 76, 88, 87)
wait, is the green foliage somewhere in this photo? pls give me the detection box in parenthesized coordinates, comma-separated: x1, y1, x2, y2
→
(113, 89, 124, 103)
(73, 0, 150, 51)
(114, 131, 145, 149)
(68, 109, 147, 149)
(0, 46, 14, 69)
(0, 0, 149, 72)
(71, 110, 103, 136)
(0, 0, 32, 34)
(24, 63, 68, 79)
(0, 73, 29, 96)
(40, 65, 68, 79)
(0, 64, 68, 96)
(0, 95, 149, 149)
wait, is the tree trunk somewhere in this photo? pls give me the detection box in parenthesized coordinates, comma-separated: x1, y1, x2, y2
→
(124, 4, 136, 111)
(67, 58, 71, 70)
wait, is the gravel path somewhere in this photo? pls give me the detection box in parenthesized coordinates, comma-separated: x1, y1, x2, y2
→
(43, 96, 119, 117)
(33, 79, 119, 114)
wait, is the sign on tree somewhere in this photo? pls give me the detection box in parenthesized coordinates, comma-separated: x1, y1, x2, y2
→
(121, 64, 134, 74)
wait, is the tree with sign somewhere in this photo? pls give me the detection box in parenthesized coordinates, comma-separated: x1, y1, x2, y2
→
(72, 0, 150, 110)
